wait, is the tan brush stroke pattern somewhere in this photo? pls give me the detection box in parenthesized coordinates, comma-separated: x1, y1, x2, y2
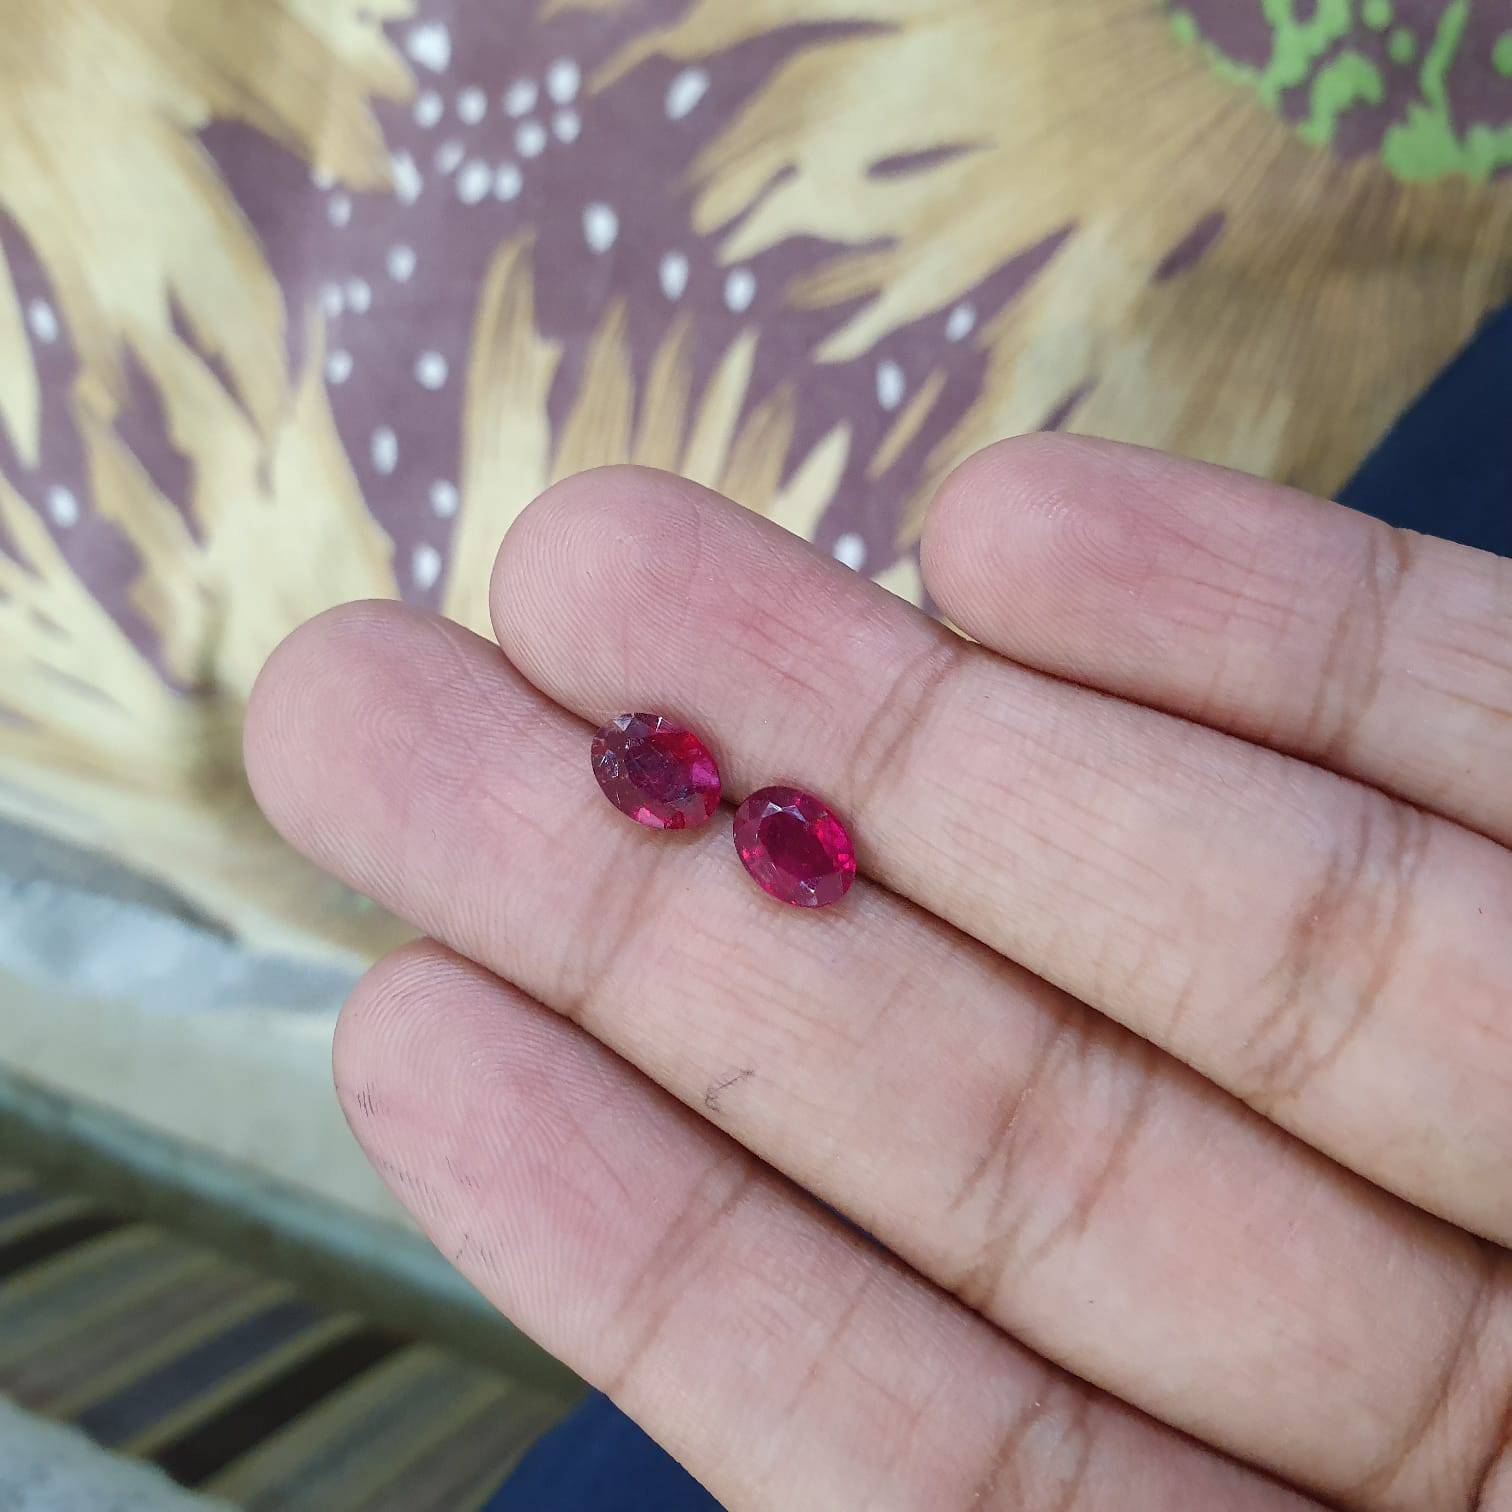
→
(551, 301, 637, 482)
(0, 0, 416, 961)
(76, 404, 211, 685)
(0, 245, 39, 468)
(543, 0, 623, 15)
(0, 0, 410, 441)
(205, 317, 401, 697)
(445, 236, 564, 638)
(2, 295, 399, 960)
(446, 238, 873, 634)
(0, 466, 408, 964)
(586, 0, 1512, 526)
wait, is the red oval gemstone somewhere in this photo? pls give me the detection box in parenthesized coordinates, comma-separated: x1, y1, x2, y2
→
(591, 714, 722, 830)
(733, 786, 857, 908)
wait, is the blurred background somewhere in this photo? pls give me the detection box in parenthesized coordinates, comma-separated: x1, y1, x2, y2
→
(1, 0, 1508, 1505)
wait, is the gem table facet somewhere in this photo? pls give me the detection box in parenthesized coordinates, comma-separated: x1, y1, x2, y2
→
(591, 714, 722, 830)
(733, 786, 857, 908)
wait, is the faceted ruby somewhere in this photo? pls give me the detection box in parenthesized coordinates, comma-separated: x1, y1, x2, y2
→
(591, 714, 722, 830)
(732, 786, 857, 908)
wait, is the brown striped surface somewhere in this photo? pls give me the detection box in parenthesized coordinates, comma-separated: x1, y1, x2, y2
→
(0, 1166, 565, 1509)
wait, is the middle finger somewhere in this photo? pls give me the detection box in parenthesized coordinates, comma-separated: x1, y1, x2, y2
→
(490, 468, 1512, 1249)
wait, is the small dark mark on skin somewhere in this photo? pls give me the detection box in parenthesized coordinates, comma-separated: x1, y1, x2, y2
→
(443, 1155, 481, 1192)
(704, 1069, 754, 1114)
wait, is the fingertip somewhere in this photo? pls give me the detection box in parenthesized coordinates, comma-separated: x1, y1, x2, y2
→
(489, 465, 754, 714)
(243, 600, 398, 836)
(242, 597, 472, 896)
(923, 435, 1164, 646)
(491, 465, 709, 632)
(334, 939, 481, 1136)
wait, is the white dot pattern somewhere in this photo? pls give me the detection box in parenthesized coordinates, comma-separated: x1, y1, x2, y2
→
(47, 486, 80, 527)
(371, 426, 399, 476)
(946, 302, 977, 342)
(876, 359, 906, 411)
(832, 532, 867, 570)
(583, 202, 619, 253)
(387, 245, 417, 283)
(505, 80, 538, 118)
(666, 68, 710, 120)
(406, 23, 452, 73)
(415, 351, 449, 390)
(457, 160, 491, 203)
(457, 86, 488, 125)
(724, 267, 757, 313)
(660, 251, 690, 301)
(27, 299, 59, 345)
(391, 152, 423, 205)
(547, 58, 581, 104)
(412, 541, 443, 589)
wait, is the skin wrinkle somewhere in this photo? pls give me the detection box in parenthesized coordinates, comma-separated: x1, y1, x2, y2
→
(602, 1159, 761, 1399)
(1019, 1036, 1161, 1272)
(1160, 961, 1204, 1042)
(711, 607, 836, 725)
(1243, 795, 1430, 1115)
(1236, 790, 1376, 1110)
(1306, 526, 1415, 766)
(1354, 1244, 1507, 1508)
(677, 947, 824, 1066)
(970, 1377, 1096, 1512)
(1469, 1387, 1512, 1512)
(561, 823, 691, 1032)
(967, 1380, 1053, 1510)
(795, 930, 974, 1188)
(947, 1022, 1096, 1319)
(1400, 669, 1512, 729)
(1044, 1396, 1097, 1512)
(617, 471, 710, 685)
(669, 899, 898, 1077)
(1420, 634, 1512, 691)
(948, 993, 1082, 1219)
(846, 634, 970, 818)
(562, 1114, 640, 1212)
(871, 1370, 948, 1492)
(773, 1266, 879, 1432)
(1270, 804, 1429, 1105)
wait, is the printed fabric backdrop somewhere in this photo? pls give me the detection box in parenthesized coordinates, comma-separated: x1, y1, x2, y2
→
(2, 0, 1510, 967)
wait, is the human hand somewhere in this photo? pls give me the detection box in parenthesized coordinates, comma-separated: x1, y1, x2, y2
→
(245, 437, 1512, 1510)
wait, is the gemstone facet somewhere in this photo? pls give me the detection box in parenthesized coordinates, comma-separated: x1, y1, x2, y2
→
(732, 786, 857, 908)
(591, 714, 722, 830)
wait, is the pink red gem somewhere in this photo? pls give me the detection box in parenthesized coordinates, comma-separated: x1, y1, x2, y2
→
(733, 786, 856, 908)
(591, 714, 722, 830)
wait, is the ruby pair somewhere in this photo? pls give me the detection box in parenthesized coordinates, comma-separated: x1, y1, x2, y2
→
(590, 713, 857, 909)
